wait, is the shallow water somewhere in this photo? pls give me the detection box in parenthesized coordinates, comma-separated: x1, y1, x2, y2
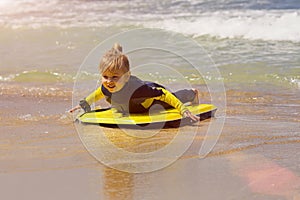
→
(1, 89, 299, 199)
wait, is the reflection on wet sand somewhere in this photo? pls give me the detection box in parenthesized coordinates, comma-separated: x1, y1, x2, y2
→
(76, 119, 201, 173)
(227, 153, 300, 200)
(99, 150, 299, 200)
(103, 167, 134, 200)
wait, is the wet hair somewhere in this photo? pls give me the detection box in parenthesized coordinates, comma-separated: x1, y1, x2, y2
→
(99, 43, 130, 74)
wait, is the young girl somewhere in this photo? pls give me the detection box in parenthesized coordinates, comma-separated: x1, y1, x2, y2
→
(69, 43, 199, 122)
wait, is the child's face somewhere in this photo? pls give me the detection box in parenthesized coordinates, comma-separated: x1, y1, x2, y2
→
(101, 69, 130, 93)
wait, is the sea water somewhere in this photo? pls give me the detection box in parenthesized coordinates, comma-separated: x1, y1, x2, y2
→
(0, 0, 299, 89)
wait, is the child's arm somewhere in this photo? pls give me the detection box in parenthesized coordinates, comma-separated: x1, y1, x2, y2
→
(68, 87, 105, 113)
(84, 87, 105, 105)
(158, 88, 199, 121)
(68, 104, 81, 113)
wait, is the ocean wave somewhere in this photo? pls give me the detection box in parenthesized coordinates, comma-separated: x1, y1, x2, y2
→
(16, 113, 72, 124)
(0, 112, 73, 126)
(1, 0, 299, 42)
(0, 82, 72, 98)
(1, 69, 299, 90)
(217, 62, 300, 89)
(0, 71, 69, 83)
(0, 70, 98, 83)
(145, 10, 300, 42)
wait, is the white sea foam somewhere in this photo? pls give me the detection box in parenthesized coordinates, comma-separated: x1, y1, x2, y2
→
(1, 0, 300, 42)
(145, 10, 300, 42)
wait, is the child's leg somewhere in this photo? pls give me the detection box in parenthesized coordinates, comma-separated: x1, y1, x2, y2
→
(173, 89, 199, 105)
(191, 89, 199, 104)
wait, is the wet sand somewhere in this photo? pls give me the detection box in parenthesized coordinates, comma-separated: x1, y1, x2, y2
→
(0, 82, 299, 200)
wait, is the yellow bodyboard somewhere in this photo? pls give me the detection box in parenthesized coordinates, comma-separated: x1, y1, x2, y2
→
(77, 104, 217, 125)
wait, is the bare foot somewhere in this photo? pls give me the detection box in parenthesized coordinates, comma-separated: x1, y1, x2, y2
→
(192, 89, 199, 105)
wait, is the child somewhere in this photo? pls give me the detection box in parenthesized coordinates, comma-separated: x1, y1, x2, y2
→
(69, 43, 199, 122)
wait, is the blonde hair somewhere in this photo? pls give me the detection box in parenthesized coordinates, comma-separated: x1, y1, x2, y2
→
(99, 43, 130, 73)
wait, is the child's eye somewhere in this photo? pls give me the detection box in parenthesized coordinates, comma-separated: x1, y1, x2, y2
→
(112, 76, 119, 79)
(103, 76, 108, 79)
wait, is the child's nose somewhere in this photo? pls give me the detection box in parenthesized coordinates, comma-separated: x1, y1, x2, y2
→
(106, 77, 113, 82)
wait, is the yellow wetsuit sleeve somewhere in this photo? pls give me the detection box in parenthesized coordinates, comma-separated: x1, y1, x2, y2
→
(84, 86, 105, 105)
(156, 88, 188, 115)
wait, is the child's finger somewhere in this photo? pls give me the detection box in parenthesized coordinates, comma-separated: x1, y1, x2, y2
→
(184, 110, 199, 122)
(190, 114, 199, 122)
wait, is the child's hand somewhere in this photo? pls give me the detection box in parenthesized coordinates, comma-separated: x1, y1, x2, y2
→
(68, 105, 81, 113)
(183, 110, 199, 122)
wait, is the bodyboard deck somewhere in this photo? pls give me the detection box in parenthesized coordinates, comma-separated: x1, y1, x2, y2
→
(77, 104, 217, 128)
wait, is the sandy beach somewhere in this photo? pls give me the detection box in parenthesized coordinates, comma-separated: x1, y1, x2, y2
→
(1, 80, 299, 199)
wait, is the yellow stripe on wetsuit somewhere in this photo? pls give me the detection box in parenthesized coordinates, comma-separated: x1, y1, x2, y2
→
(84, 86, 188, 115)
(85, 87, 105, 105)
(141, 88, 187, 115)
